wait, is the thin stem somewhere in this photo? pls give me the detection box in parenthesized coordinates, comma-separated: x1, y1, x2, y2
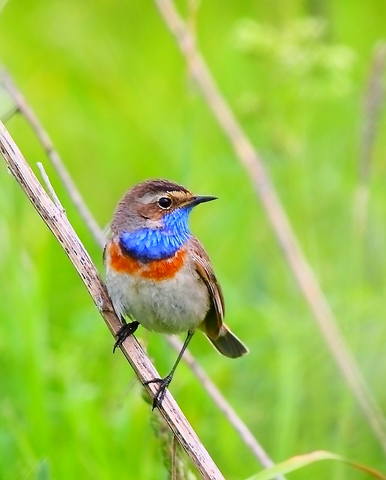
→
(171, 435, 177, 480)
(37, 162, 66, 214)
(154, 0, 386, 452)
(359, 42, 386, 184)
(0, 69, 280, 470)
(0, 70, 105, 247)
(355, 42, 386, 234)
(166, 336, 282, 474)
(0, 120, 224, 480)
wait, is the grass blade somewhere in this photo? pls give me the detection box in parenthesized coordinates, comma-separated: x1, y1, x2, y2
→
(245, 450, 386, 480)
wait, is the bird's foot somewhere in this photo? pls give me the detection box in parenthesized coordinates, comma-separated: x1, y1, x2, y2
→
(144, 374, 173, 410)
(113, 321, 139, 353)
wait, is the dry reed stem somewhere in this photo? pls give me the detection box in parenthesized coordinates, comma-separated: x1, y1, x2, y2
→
(167, 336, 279, 470)
(0, 70, 281, 473)
(154, 0, 386, 452)
(0, 70, 105, 247)
(359, 42, 386, 183)
(36, 161, 66, 214)
(0, 121, 224, 480)
(355, 42, 386, 234)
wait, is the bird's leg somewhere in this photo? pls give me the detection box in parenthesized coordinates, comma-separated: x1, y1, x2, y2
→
(113, 318, 140, 353)
(145, 330, 194, 410)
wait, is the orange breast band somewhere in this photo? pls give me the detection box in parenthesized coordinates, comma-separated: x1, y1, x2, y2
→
(108, 241, 186, 281)
(108, 241, 141, 274)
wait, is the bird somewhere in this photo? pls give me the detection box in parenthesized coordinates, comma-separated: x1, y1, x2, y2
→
(104, 179, 248, 408)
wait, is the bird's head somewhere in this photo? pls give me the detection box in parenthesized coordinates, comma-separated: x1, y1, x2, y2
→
(110, 179, 217, 234)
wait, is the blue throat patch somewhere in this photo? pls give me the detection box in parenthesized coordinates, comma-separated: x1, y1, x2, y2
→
(119, 207, 192, 262)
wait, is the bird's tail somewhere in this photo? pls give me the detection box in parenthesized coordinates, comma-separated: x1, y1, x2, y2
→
(208, 325, 248, 358)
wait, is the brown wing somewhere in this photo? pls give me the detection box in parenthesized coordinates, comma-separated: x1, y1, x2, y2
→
(189, 237, 224, 339)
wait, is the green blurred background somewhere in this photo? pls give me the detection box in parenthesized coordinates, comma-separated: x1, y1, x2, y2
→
(0, 1, 386, 478)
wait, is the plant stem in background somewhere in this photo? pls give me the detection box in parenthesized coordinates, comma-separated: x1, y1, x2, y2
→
(0, 120, 225, 480)
(154, 0, 386, 453)
(0, 71, 283, 477)
(355, 42, 386, 235)
(0, 70, 105, 247)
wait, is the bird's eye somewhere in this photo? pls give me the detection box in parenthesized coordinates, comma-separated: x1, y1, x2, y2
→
(158, 197, 172, 209)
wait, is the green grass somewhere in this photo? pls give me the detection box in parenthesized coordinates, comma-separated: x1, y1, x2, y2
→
(1, 1, 386, 479)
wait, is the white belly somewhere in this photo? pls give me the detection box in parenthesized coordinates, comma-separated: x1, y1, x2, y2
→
(105, 264, 210, 334)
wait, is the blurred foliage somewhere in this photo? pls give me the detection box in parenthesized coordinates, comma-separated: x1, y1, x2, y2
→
(233, 17, 356, 99)
(0, 1, 386, 479)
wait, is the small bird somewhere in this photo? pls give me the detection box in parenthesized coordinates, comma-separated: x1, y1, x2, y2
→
(104, 179, 248, 408)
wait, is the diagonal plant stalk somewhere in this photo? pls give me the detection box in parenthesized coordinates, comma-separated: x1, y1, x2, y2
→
(0, 71, 282, 475)
(355, 42, 386, 235)
(0, 70, 104, 247)
(153, 0, 386, 452)
(0, 120, 225, 480)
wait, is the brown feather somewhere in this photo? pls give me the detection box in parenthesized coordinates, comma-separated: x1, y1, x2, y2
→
(189, 237, 224, 339)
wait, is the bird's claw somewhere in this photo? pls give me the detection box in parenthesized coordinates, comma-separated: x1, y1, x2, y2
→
(113, 321, 139, 353)
(144, 374, 173, 410)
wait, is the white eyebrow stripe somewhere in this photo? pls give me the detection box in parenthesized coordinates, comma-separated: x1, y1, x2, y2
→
(138, 192, 161, 204)
(139, 190, 191, 204)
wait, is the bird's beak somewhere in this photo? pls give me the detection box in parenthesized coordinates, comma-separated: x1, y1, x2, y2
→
(188, 195, 218, 207)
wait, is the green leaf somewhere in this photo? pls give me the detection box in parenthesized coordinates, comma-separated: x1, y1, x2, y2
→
(245, 450, 386, 480)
